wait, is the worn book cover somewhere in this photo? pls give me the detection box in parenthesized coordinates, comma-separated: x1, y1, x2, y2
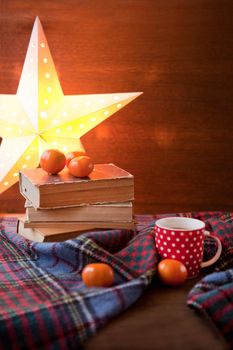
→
(25, 200, 133, 222)
(19, 164, 134, 209)
(17, 216, 135, 242)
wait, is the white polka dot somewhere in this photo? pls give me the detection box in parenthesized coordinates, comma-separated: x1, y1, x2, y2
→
(194, 249, 197, 252)
(181, 244, 185, 248)
(186, 249, 190, 253)
(172, 243, 176, 247)
(163, 242, 167, 246)
(171, 232, 175, 235)
(186, 261, 189, 265)
(190, 266, 192, 270)
(180, 232, 184, 236)
(176, 238, 180, 242)
(164, 253, 167, 257)
(160, 247, 164, 251)
(190, 243, 193, 247)
(195, 265, 199, 269)
(167, 248, 171, 252)
(167, 237, 171, 241)
(189, 232, 193, 236)
(193, 237, 197, 241)
(163, 230, 167, 234)
(197, 231, 200, 234)
(193, 260, 197, 264)
(176, 249, 180, 254)
(160, 235, 163, 239)
(157, 239, 160, 244)
(192, 271, 196, 275)
(181, 256, 185, 260)
(172, 255, 176, 259)
(197, 254, 199, 257)
(197, 242, 200, 246)
(190, 255, 193, 259)
(157, 228, 160, 232)
(185, 238, 189, 242)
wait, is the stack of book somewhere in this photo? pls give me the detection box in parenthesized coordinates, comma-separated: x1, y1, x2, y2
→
(17, 163, 135, 242)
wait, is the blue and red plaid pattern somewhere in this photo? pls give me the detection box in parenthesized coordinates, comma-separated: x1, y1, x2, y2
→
(0, 216, 156, 349)
(187, 213, 233, 349)
(0, 212, 233, 349)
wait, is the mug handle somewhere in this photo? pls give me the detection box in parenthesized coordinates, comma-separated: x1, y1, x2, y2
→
(201, 230, 222, 268)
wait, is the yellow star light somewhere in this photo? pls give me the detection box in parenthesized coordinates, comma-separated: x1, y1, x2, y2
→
(0, 17, 142, 194)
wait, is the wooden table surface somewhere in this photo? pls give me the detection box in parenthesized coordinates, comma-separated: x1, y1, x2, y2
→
(84, 277, 228, 350)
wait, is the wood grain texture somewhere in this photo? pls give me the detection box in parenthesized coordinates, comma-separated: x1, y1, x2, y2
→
(0, 0, 233, 214)
(85, 278, 228, 350)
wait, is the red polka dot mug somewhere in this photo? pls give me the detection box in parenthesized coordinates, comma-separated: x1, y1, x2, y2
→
(155, 217, 222, 278)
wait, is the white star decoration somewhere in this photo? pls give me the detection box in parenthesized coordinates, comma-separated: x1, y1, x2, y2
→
(0, 17, 142, 193)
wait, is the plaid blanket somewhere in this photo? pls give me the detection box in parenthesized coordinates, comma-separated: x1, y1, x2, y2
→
(187, 213, 233, 349)
(0, 212, 233, 349)
(0, 216, 156, 349)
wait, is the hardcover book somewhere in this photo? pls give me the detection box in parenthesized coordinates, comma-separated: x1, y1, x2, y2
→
(17, 216, 135, 242)
(19, 164, 134, 209)
(25, 200, 133, 222)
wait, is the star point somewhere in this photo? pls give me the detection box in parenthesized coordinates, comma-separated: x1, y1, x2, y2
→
(0, 17, 142, 193)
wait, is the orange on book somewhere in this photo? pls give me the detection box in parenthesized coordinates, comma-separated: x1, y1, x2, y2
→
(19, 163, 134, 209)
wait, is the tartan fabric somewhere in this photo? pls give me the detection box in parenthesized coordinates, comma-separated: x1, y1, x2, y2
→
(187, 270, 233, 348)
(0, 212, 233, 349)
(187, 213, 233, 349)
(0, 216, 156, 350)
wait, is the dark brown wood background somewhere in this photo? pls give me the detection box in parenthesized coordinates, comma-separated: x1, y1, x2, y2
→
(0, 0, 233, 214)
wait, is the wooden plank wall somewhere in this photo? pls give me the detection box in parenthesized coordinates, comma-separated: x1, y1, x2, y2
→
(0, 0, 233, 214)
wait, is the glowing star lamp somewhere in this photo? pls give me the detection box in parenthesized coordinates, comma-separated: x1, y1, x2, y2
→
(0, 17, 142, 194)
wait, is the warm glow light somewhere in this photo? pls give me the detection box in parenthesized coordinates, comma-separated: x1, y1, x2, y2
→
(0, 17, 142, 193)
(40, 111, 47, 118)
